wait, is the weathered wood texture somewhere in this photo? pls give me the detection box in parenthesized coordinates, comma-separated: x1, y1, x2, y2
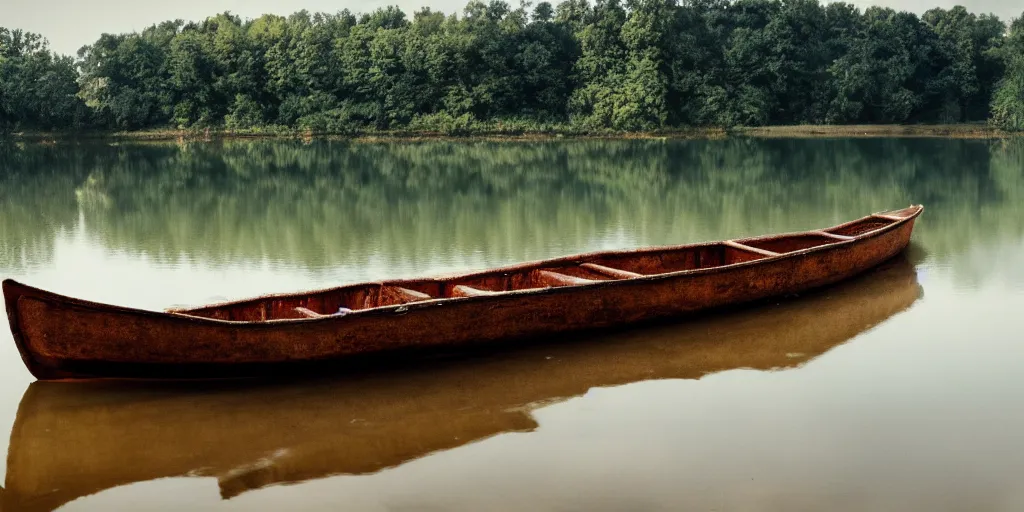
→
(2, 206, 923, 380)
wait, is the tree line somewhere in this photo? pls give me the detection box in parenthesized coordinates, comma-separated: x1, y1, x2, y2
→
(2, 0, 1023, 134)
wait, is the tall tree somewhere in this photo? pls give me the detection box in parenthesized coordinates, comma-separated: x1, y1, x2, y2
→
(568, 0, 629, 128)
(77, 24, 178, 129)
(0, 29, 86, 131)
(923, 6, 1005, 122)
(825, 7, 941, 123)
(991, 15, 1024, 131)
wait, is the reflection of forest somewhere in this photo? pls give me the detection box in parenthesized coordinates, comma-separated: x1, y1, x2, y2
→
(0, 139, 1021, 278)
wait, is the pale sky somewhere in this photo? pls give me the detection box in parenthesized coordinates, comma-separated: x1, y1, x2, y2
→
(2, 0, 1021, 57)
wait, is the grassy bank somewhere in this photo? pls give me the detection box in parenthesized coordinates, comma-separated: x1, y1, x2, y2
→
(5, 124, 1014, 144)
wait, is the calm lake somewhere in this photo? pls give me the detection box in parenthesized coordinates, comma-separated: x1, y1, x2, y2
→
(1, 138, 1023, 511)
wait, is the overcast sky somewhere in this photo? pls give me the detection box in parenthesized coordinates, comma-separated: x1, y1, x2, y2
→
(2, 0, 1021, 56)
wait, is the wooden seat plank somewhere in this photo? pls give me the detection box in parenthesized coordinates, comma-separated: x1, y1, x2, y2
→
(394, 286, 432, 302)
(580, 263, 643, 279)
(536, 270, 598, 287)
(814, 230, 855, 241)
(294, 307, 325, 318)
(873, 214, 904, 222)
(723, 240, 780, 258)
(451, 285, 495, 298)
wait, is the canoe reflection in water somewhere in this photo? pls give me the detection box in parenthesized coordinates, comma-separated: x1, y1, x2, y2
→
(3, 254, 923, 512)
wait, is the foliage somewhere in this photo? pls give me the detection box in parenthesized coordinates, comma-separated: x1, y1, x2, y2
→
(1, 2, 1022, 132)
(991, 15, 1024, 131)
(0, 28, 87, 131)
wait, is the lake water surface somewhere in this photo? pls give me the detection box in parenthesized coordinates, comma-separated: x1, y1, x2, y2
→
(1, 138, 1023, 511)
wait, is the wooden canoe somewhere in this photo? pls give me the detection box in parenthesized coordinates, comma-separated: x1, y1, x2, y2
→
(2, 205, 923, 381)
(4, 255, 922, 511)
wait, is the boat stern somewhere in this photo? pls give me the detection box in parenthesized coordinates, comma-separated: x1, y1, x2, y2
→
(3, 278, 26, 343)
(2, 279, 72, 381)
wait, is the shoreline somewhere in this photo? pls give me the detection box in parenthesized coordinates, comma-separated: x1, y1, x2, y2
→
(5, 124, 1013, 143)
(736, 124, 1008, 139)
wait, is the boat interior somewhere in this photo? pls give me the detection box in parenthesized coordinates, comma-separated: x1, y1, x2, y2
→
(175, 210, 915, 322)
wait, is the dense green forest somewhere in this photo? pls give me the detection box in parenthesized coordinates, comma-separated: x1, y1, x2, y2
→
(1, 1, 1023, 134)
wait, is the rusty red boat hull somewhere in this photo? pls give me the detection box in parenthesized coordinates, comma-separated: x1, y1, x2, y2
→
(3, 206, 923, 381)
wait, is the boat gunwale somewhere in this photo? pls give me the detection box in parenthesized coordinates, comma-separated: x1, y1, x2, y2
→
(3, 206, 923, 329)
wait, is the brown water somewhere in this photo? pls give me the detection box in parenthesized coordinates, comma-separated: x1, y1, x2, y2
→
(1, 138, 1023, 511)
